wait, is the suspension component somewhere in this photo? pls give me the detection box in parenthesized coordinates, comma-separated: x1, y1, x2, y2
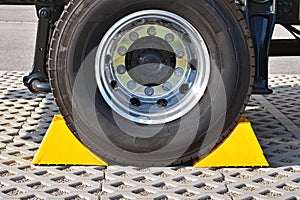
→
(23, 0, 68, 93)
(245, 0, 276, 94)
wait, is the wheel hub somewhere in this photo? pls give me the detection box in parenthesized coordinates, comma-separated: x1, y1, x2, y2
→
(95, 10, 210, 124)
(125, 36, 176, 86)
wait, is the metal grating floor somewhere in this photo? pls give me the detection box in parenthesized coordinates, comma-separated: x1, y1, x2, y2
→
(0, 71, 299, 200)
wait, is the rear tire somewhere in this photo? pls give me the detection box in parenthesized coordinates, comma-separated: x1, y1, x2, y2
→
(49, 0, 255, 166)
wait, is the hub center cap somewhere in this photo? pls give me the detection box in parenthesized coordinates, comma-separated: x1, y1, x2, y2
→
(125, 36, 176, 86)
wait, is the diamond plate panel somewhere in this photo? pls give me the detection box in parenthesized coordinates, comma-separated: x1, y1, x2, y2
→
(0, 72, 299, 199)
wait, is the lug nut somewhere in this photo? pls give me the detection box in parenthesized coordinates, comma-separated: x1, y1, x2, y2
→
(147, 26, 157, 36)
(176, 49, 185, 58)
(144, 87, 154, 96)
(162, 82, 172, 91)
(165, 33, 175, 43)
(129, 32, 139, 41)
(117, 65, 126, 74)
(118, 46, 127, 56)
(174, 67, 184, 77)
(127, 80, 137, 90)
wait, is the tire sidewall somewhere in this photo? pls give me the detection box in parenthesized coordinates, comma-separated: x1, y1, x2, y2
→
(52, 0, 251, 166)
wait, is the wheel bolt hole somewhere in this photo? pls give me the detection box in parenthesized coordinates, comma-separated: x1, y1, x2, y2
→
(110, 80, 118, 90)
(182, 34, 192, 43)
(180, 84, 189, 94)
(157, 99, 168, 107)
(190, 59, 197, 70)
(130, 98, 141, 107)
(105, 55, 112, 64)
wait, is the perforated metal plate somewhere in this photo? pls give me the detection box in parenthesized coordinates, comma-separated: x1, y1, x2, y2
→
(0, 72, 299, 199)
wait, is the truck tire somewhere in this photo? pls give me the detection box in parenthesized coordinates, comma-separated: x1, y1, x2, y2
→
(49, 0, 255, 166)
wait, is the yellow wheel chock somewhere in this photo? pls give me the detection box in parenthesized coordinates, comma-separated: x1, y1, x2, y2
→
(32, 115, 269, 167)
(32, 115, 107, 166)
(194, 117, 269, 167)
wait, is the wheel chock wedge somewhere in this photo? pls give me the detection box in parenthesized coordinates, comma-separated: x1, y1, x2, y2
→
(32, 115, 108, 166)
(194, 117, 269, 168)
(33, 115, 267, 167)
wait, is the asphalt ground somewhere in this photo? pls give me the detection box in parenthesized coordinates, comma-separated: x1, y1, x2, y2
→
(0, 5, 299, 73)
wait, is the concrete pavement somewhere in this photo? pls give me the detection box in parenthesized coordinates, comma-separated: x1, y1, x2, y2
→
(0, 5, 37, 71)
(270, 24, 300, 74)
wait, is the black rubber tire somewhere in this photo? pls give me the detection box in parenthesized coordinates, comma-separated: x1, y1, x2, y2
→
(49, 0, 255, 166)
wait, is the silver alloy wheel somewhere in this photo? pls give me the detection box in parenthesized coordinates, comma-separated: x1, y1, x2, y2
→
(95, 10, 210, 124)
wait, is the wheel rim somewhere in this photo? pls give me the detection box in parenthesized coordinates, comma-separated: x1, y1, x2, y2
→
(95, 10, 210, 124)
